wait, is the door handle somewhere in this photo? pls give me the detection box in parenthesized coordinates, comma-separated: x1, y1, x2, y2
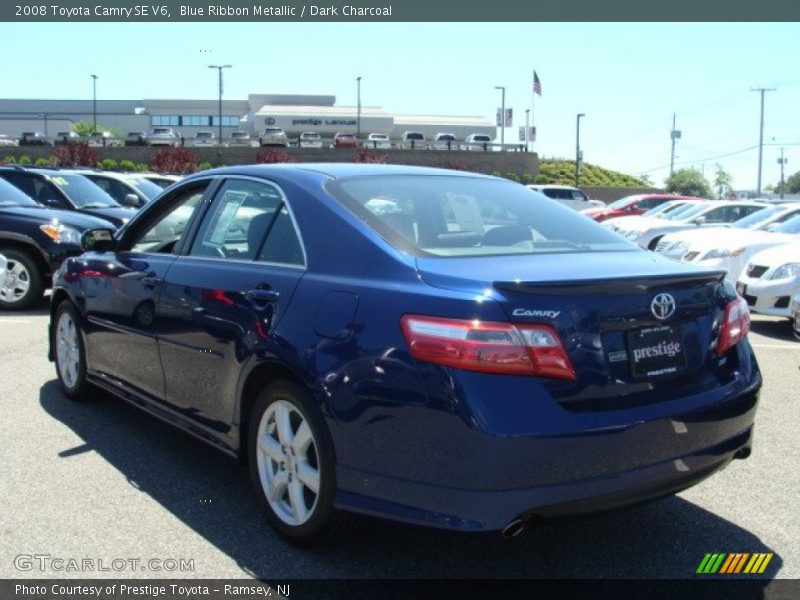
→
(245, 289, 280, 302)
(141, 276, 163, 288)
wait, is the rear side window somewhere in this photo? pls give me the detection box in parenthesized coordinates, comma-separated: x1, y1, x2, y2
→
(327, 175, 634, 258)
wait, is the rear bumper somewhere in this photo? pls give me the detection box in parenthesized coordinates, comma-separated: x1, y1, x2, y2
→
(333, 360, 761, 532)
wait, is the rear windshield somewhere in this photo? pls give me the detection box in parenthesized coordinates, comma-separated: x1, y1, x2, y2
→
(126, 177, 163, 200)
(731, 205, 783, 229)
(327, 175, 635, 258)
(405, 133, 424, 140)
(774, 215, 800, 234)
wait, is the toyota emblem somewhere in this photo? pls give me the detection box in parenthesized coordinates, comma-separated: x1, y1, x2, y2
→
(650, 293, 676, 320)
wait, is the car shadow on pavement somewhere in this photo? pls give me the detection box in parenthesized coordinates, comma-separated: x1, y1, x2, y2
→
(749, 316, 796, 343)
(40, 379, 781, 581)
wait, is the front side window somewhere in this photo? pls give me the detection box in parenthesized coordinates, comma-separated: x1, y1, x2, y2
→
(129, 183, 209, 254)
(328, 175, 634, 258)
(188, 179, 304, 266)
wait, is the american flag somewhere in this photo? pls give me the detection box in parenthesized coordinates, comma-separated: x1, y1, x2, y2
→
(533, 71, 542, 96)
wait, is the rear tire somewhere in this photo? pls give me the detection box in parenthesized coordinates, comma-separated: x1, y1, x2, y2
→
(54, 301, 93, 400)
(0, 248, 43, 310)
(248, 381, 337, 545)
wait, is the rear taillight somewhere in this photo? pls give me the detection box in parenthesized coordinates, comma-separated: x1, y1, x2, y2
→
(717, 296, 751, 356)
(400, 315, 576, 380)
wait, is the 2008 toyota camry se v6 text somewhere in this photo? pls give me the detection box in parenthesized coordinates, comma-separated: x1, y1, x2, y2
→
(47, 164, 761, 543)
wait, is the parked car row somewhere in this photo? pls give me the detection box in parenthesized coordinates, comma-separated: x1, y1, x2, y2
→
(592, 196, 800, 334)
(0, 165, 185, 308)
(254, 127, 500, 150)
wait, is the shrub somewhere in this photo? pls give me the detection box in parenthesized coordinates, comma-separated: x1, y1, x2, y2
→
(100, 158, 119, 171)
(505, 172, 520, 182)
(18, 155, 32, 165)
(119, 159, 136, 172)
(447, 160, 467, 171)
(150, 147, 199, 174)
(52, 142, 99, 167)
(35, 158, 51, 167)
(3, 155, 16, 164)
(255, 148, 295, 164)
(352, 149, 388, 164)
(135, 162, 149, 172)
(198, 161, 212, 171)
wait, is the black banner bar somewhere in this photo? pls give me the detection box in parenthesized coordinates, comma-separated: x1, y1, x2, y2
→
(3, 0, 800, 22)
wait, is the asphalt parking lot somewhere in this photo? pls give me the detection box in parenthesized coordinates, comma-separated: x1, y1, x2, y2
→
(0, 301, 798, 581)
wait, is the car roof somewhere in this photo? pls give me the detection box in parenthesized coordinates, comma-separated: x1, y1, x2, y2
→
(183, 162, 496, 181)
(528, 184, 580, 190)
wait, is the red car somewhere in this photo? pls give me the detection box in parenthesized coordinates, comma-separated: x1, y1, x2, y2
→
(333, 132, 358, 148)
(582, 194, 700, 223)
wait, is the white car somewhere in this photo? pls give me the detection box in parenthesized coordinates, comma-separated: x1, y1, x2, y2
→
(137, 173, 183, 188)
(462, 133, 492, 150)
(526, 184, 602, 211)
(260, 127, 289, 147)
(298, 132, 323, 148)
(602, 200, 704, 232)
(618, 201, 766, 250)
(228, 131, 258, 147)
(148, 127, 180, 147)
(363, 133, 391, 149)
(431, 132, 458, 150)
(654, 204, 800, 263)
(191, 131, 216, 147)
(791, 294, 800, 339)
(736, 241, 800, 318)
(399, 131, 426, 149)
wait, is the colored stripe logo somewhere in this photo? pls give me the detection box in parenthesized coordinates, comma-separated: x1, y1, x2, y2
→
(696, 553, 773, 574)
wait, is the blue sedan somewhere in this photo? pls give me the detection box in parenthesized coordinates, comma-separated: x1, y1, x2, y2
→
(48, 164, 761, 543)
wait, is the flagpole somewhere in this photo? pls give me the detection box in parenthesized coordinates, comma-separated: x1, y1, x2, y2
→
(531, 69, 535, 153)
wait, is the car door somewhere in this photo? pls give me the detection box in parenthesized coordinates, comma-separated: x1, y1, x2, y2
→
(156, 176, 306, 429)
(81, 179, 211, 400)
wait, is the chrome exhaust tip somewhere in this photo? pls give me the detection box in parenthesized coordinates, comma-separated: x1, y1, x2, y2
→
(501, 517, 528, 538)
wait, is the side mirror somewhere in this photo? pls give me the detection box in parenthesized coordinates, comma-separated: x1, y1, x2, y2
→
(123, 193, 140, 207)
(765, 223, 780, 232)
(693, 216, 707, 226)
(81, 228, 116, 252)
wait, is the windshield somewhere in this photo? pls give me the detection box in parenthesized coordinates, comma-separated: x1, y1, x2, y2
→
(406, 133, 424, 140)
(0, 178, 38, 206)
(663, 202, 710, 221)
(606, 195, 641, 209)
(126, 177, 163, 200)
(731, 205, 784, 229)
(775, 215, 800, 235)
(327, 175, 635, 258)
(49, 174, 120, 208)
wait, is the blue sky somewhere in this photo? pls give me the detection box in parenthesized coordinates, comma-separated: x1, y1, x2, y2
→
(1, 22, 798, 190)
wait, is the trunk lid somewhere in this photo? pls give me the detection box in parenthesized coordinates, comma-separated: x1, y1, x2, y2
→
(417, 251, 735, 409)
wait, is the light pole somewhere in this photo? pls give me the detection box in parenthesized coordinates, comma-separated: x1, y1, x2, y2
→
(91, 74, 98, 133)
(356, 76, 362, 141)
(495, 86, 505, 148)
(778, 148, 787, 200)
(751, 86, 776, 196)
(209, 64, 232, 144)
(575, 113, 585, 187)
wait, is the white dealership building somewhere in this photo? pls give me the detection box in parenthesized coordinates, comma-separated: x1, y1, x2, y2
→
(0, 94, 495, 141)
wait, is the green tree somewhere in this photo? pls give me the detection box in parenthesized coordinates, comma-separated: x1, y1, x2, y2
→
(786, 170, 800, 194)
(72, 121, 123, 139)
(713, 164, 734, 199)
(664, 168, 713, 198)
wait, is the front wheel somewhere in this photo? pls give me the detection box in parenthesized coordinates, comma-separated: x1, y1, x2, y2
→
(248, 381, 336, 544)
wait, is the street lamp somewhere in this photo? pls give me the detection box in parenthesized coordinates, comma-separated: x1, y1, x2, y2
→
(209, 64, 232, 144)
(495, 86, 506, 147)
(91, 74, 98, 133)
(356, 76, 362, 141)
(575, 113, 586, 187)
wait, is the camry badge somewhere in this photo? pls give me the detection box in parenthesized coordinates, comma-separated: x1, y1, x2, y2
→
(650, 293, 676, 320)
